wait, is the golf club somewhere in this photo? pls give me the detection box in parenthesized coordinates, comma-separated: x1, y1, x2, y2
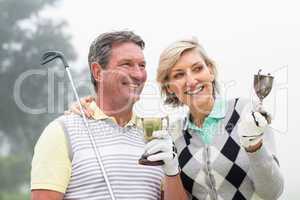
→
(41, 51, 116, 200)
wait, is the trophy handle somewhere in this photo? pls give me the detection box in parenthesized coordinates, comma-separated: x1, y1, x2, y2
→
(161, 116, 169, 130)
(141, 118, 145, 129)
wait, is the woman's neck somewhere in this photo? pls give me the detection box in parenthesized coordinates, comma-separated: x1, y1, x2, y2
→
(190, 98, 214, 128)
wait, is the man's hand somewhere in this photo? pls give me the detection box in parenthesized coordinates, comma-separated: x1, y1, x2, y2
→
(144, 130, 179, 176)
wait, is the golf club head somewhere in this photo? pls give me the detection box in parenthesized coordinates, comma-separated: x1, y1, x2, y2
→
(40, 51, 69, 68)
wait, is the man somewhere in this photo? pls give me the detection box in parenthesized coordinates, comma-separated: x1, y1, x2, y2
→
(31, 31, 186, 200)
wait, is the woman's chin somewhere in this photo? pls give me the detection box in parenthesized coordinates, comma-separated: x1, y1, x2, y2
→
(187, 95, 214, 110)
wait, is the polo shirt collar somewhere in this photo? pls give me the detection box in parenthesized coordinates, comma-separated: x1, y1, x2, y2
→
(183, 96, 226, 130)
(88, 101, 136, 127)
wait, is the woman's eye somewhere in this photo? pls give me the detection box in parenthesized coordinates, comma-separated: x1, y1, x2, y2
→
(173, 73, 184, 79)
(193, 65, 203, 72)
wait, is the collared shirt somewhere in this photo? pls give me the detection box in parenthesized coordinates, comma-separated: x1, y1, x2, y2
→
(31, 101, 138, 193)
(174, 97, 283, 200)
(88, 101, 137, 127)
(187, 97, 226, 144)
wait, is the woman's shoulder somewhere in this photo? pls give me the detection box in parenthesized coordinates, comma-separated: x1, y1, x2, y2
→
(169, 116, 187, 141)
(223, 97, 257, 117)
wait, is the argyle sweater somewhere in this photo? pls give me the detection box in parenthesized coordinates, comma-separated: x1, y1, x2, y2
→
(173, 98, 284, 200)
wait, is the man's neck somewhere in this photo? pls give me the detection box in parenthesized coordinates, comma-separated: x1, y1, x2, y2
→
(96, 96, 134, 127)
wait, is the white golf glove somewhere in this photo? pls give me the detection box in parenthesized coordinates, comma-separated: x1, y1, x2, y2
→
(238, 103, 271, 149)
(144, 130, 180, 176)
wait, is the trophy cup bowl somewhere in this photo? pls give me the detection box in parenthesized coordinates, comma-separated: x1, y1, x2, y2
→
(254, 69, 274, 103)
(136, 116, 169, 166)
(253, 69, 274, 124)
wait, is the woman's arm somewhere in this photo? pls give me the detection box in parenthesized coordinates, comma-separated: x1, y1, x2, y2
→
(163, 174, 188, 200)
(247, 127, 284, 200)
(236, 98, 284, 199)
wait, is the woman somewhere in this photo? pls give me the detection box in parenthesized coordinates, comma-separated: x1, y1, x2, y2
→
(70, 38, 284, 200)
(155, 38, 283, 200)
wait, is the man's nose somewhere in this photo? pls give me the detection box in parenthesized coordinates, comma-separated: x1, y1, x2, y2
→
(130, 65, 147, 81)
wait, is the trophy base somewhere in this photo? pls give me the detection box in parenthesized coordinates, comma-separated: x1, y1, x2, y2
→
(138, 153, 164, 166)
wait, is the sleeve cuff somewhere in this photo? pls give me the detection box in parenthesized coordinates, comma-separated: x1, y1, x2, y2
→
(246, 145, 274, 165)
(31, 182, 66, 194)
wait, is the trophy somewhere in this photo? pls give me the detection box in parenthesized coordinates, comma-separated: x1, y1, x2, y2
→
(253, 69, 274, 124)
(136, 115, 169, 166)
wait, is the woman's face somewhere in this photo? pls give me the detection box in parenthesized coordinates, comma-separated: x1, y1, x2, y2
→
(167, 49, 215, 111)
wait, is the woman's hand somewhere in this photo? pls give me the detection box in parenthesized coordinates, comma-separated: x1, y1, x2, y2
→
(64, 95, 96, 118)
(237, 103, 271, 152)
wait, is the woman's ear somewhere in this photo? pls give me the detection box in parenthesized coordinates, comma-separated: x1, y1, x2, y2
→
(207, 64, 215, 82)
(91, 62, 102, 82)
(166, 85, 174, 95)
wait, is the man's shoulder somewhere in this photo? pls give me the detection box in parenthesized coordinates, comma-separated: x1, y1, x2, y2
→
(35, 115, 81, 149)
(54, 114, 90, 131)
(37, 116, 68, 145)
(55, 114, 82, 124)
(40, 115, 75, 134)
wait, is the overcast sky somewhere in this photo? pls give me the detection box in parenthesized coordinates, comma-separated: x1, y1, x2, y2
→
(44, 0, 300, 198)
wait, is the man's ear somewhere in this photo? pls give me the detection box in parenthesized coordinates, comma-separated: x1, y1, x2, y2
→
(91, 62, 102, 82)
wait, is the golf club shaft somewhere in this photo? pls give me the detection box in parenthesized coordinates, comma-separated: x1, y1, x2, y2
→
(65, 68, 116, 200)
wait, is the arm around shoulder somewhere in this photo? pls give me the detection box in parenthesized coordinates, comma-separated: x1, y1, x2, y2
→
(163, 174, 188, 200)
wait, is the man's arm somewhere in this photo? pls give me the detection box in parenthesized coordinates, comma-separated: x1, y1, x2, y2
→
(31, 119, 71, 199)
(163, 175, 188, 200)
(31, 189, 64, 200)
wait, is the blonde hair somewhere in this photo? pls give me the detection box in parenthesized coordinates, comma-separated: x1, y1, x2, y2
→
(156, 37, 219, 106)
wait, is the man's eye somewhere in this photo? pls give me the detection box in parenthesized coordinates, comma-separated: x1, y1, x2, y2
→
(121, 63, 130, 67)
(139, 64, 146, 68)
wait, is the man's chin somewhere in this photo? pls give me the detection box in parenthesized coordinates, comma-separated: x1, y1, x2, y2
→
(121, 92, 141, 103)
(130, 95, 141, 103)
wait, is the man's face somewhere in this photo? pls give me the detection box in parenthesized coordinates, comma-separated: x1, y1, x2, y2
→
(100, 42, 147, 109)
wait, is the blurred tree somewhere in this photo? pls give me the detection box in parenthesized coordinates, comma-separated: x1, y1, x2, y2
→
(0, 0, 77, 197)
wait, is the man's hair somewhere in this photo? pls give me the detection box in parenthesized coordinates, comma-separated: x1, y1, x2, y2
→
(88, 31, 145, 91)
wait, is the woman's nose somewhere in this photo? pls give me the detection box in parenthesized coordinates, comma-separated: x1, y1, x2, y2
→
(185, 73, 198, 88)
